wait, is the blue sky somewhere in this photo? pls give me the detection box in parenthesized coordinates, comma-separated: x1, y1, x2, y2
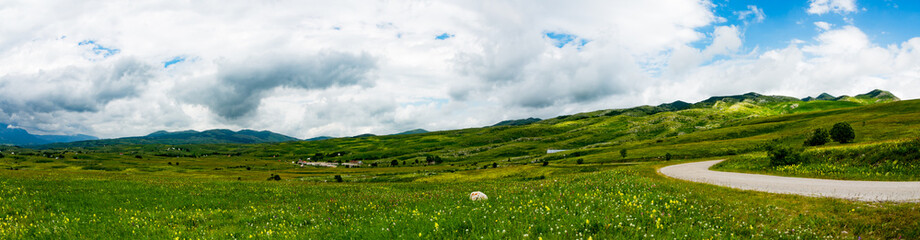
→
(704, 0, 920, 50)
(2, 0, 920, 139)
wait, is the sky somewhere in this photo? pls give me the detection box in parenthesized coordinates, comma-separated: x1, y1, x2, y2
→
(2, 0, 920, 139)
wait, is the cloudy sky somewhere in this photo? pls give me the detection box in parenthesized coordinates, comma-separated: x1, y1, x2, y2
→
(2, 0, 920, 139)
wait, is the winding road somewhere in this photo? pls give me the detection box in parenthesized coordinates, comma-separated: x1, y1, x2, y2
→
(659, 160, 920, 202)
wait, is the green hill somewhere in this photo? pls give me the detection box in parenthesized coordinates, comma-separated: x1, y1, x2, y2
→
(304, 136, 335, 141)
(3, 89, 918, 239)
(492, 118, 542, 127)
(393, 129, 429, 135)
(34, 129, 297, 149)
(27, 89, 906, 164)
(0, 123, 98, 146)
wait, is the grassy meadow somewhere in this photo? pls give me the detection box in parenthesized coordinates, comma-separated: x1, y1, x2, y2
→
(2, 97, 920, 238)
(714, 138, 920, 181)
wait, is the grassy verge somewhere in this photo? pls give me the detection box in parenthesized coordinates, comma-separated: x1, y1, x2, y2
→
(713, 139, 920, 181)
(2, 159, 918, 239)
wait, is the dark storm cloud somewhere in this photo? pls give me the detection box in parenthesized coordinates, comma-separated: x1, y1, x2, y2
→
(0, 58, 152, 114)
(192, 51, 376, 119)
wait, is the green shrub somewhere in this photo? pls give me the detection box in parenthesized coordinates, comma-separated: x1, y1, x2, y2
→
(334, 175, 343, 182)
(767, 145, 803, 166)
(542, 161, 549, 166)
(576, 159, 584, 164)
(830, 122, 855, 143)
(665, 153, 672, 161)
(804, 128, 830, 146)
(267, 174, 281, 181)
(619, 149, 627, 158)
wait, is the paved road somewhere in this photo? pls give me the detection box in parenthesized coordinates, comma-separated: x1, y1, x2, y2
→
(658, 160, 920, 202)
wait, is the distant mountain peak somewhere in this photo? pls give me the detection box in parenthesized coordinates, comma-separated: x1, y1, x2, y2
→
(493, 118, 542, 127)
(803, 92, 837, 101)
(856, 89, 899, 101)
(697, 92, 799, 107)
(305, 136, 335, 141)
(0, 123, 98, 146)
(35, 128, 297, 148)
(393, 129, 428, 135)
(816, 93, 836, 100)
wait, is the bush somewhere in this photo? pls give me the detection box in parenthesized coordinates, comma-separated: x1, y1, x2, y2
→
(492, 162, 498, 168)
(767, 145, 804, 166)
(830, 122, 855, 143)
(391, 159, 398, 166)
(665, 153, 672, 161)
(334, 175, 343, 182)
(268, 174, 281, 181)
(804, 128, 830, 146)
(576, 159, 584, 164)
(620, 149, 628, 158)
(542, 161, 549, 166)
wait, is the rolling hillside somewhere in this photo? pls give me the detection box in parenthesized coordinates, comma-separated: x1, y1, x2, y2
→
(26, 89, 911, 168)
(35, 129, 297, 149)
(0, 123, 98, 146)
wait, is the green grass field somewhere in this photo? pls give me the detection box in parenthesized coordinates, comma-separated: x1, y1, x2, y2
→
(2, 160, 918, 239)
(2, 98, 919, 239)
(714, 138, 920, 181)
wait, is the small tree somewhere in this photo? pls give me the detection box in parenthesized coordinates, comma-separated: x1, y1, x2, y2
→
(767, 145, 803, 166)
(542, 161, 549, 166)
(804, 128, 830, 146)
(830, 122, 855, 143)
(492, 162, 498, 168)
(334, 175, 343, 182)
(576, 159, 584, 164)
(665, 153, 672, 161)
(391, 159, 399, 166)
(620, 149, 628, 158)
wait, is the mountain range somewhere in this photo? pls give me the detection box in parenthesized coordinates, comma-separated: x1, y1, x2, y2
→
(3, 89, 899, 148)
(34, 129, 298, 149)
(801, 89, 900, 102)
(0, 124, 98, 146)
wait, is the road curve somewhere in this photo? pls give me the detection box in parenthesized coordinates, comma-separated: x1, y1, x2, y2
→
(659, 160, 920, 202)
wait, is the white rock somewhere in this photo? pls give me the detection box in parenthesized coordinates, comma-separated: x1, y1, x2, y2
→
(470, 191, 488, 201)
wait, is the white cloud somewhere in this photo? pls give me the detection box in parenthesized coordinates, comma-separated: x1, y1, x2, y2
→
(807, 0, 858, 15)
(667, 25, 742, 76)
(650, 25, 920, 106)
(0, 1, 918, 140)
(814, 21, 833, 31)
(736, 5, 766, 23)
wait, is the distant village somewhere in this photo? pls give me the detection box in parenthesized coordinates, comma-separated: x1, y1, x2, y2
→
(293, 159, 362, 168)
